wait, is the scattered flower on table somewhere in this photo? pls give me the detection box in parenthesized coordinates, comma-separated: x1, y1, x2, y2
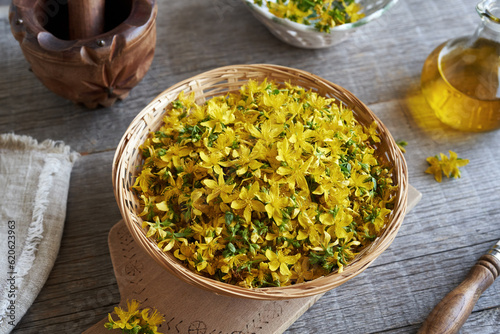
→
(105, 299, 165, 334)
(425, 150, 469, 182)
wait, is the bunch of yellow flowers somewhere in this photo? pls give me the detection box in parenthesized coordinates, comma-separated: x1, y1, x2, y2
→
(105, 300, 164, 334)
(134, 79, 396, 288)
(253, 0, 365, 32)
(425, 150, 469, 182)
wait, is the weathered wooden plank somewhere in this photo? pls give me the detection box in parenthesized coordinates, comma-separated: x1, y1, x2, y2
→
(287, 242, 500, 333)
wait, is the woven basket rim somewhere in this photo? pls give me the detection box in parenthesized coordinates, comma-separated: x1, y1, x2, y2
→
(112, 64, 408, 300)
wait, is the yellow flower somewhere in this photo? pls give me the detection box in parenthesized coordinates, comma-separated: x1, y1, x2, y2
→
(178, 158, 207, 182)
(109, 300, 140, 330)
(160, 143, 192, 167)
(246, 119, 282, 147)
(231, 182, 266, 223)
(161, 173, 186, 204)
(425, 156, 443, 182)
(133, 168, 155, 194)
(105, 300, 165, 334)
(203, 173, 235, 203)
(312, 172, 348, 202)
(228, 144, 264, 177)
(201, 98, 235, 132)
(262, 89, 288, 110)
(288, 121, 314, 154)
(138, 195, 156, 219)
(349, 169, 374, 197)
(365, 121, 381, 143)
(199, 151, 226, 176)
(174, 240, 195, 260)
(265, 249, 301, 276)
(425, 150, 469, 182)
(144, 216, 167, 239)
(297, 208, 321, 246)
(268, 1, 312, 24)
(333, 208, 353, 240)
(240, 78, 269, 101)
(291, 257, 315, 283)
(276, 154, 314, 192)
(174, 90, 195, 110)
(208, 127, 236, 156)
(141, 308, 165, 327)
(258, 183, 289, 225)
(396, 140, 408, 153)
(345, 2, 364, 22)
(373, 207, 392, 231)
(441, 150, 469, 178)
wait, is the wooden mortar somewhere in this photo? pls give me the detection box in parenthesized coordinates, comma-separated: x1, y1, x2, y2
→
(9, 0, 157, 108)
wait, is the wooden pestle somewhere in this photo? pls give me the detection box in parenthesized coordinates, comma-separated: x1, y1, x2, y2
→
(68, 0, 106, 40)
(418, 246, 500, 334)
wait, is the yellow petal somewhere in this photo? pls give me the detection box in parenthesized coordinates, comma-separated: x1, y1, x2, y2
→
(251, 232, 260, 243)
(265, 204, 274, 219)
(280, 262, 291, 276)
(206, 192, 219, 203)
(319, 212, 335, 225)
(203, 179, 218, 189)
(146, 227, 156, 238)
(252, 200, 266, 212)
(265, 249, 277, 261)
(269, 260, 280, 272)
(244, 206, 252, 223)
(197, 261, 208, 271)
(297, 230, 309, 240)
(276, 167, 291, 175)
(174, 249, 186, 260)
(163, 239, 175, 251)
(231, 200, 246, 210)
(199, 151, 210, 162)
(156, 201, 169, 211)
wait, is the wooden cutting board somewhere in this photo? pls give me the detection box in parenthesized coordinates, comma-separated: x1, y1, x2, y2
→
(84, 185, 421, 334)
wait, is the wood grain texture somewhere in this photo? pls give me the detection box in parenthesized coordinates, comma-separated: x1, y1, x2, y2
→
(9, 0, 157, 108)
(1, 0, 500, 333)
(67, 0, 105, 39)
(418, 254, 500, 334)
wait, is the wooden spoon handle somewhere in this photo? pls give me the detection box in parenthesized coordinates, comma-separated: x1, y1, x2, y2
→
(418, 243, 500, 334)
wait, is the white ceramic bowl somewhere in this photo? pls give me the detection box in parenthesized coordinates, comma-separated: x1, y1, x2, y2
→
(243, 0, 399, 49)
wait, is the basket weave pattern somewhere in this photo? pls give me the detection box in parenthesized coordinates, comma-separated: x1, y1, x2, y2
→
(112, 64, 408, 300)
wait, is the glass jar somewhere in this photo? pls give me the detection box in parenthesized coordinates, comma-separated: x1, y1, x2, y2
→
(420, 0, 500, 132)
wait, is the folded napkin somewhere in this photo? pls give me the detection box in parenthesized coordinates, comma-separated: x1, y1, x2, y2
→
(0, 133, 78, 333)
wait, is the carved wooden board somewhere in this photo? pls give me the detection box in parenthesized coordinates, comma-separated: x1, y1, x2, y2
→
(84, 185, 421, 334)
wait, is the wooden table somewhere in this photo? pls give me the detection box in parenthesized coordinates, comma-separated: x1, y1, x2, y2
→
(1, 0, 499, 333)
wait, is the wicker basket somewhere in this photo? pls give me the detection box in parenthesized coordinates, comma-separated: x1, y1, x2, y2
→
(112, 64, 408, 300)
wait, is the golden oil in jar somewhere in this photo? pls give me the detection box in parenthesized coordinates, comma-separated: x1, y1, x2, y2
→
(420, 0, 500, 132)
(421, 37, 500, 132)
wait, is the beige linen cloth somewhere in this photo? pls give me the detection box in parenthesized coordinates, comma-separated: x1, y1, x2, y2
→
(0, 133, 78, 333)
